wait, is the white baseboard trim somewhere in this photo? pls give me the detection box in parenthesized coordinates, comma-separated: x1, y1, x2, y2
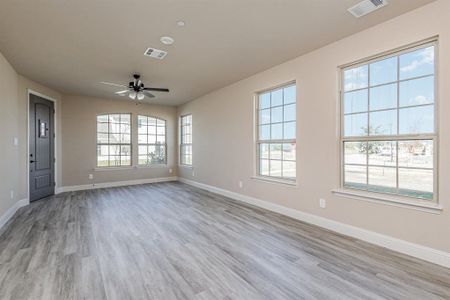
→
(57, 176, 178, 193)
(179, 178, 450, 268)
(0, 198, 29, 230)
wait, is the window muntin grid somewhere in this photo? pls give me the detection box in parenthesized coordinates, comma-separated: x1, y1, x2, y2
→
(180, 114, 192, 166)
(138, 115, 167, 165)
(96, 114, 132, 167)
(341, 42, 437, 201)
(256, 83, 296, 181)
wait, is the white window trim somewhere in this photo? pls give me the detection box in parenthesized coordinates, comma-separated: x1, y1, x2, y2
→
(96, 113, 132, 169)
(93, 165, 168, 172)
(332, 188, 443, 214)
(94, 166, 134, 172)
(137, 115, 168, 166)
(254, 81, 297, 185)
(135, 164, 168, 169)
(179, 164, 194, 169)
(338, 37, 440, 207)
(251, 175, 298, 187)
(179, 114, 193, 167)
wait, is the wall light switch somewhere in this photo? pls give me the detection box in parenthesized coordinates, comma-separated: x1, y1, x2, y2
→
(192, 171, 195, 177)
(10, 190, 14, 200)
(13, 137, 19, 146)
(239, 181, 243, 188)
(169, 168, 173, 174)
(88, 174, 94, 180)
(319, 198, 326, 208)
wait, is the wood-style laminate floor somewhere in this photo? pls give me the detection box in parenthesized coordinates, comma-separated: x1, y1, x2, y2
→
(0, 182, 449, 300)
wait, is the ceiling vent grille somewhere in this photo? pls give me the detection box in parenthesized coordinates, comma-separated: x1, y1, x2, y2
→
(348, 0, 388, 18)
(144, 47, 167, 59)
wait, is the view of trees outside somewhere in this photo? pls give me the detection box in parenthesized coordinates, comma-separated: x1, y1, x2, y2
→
(342, 44, 435, 199)
(138, 116, 166, 165)
(344, 140, 433, 199)
(97, 114, 131, 167)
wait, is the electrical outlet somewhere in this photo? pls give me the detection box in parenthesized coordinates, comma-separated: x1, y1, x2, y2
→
(88, 174, 93, 180)
(169, 168, 173, 174)
(319, 198, 326, 208)
(239, 181, 243, 188)
(10, 190, 14, 200)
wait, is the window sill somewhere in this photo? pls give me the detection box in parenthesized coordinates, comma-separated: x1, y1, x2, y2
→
(136, 164, 168, 169)
(332, 188, 443, 214)
(94, 166, 134, 172)
(251, 176, 298, 187)
(95, 165, 169, 171)
(179, 164, 193, 169)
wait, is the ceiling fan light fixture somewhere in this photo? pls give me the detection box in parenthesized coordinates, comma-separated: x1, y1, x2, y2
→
(129, 91, 137, 100)
(101, 75, 169, 101)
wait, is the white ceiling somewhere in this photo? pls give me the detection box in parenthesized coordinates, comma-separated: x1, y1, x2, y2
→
(0, 0, 435, 105)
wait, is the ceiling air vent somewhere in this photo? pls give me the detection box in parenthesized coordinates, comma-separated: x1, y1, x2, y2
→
(348, 0, 388, 18)
(144, 47, 167, 60)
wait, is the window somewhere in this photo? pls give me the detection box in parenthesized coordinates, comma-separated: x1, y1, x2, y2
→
(180, 114, 192, 166)
(256, 83, 296, 181)
(97, 114, 131, 167)
(138, 115, 166, 165)
(341, 41, 437, 201)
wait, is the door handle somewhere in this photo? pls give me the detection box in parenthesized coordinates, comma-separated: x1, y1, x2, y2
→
(30, 160, 35, 163)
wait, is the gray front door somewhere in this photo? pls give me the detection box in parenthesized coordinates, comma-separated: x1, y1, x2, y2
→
(29, 94, 55, 202)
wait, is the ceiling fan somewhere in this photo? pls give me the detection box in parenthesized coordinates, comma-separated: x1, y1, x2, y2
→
(100, 74, 169, 101)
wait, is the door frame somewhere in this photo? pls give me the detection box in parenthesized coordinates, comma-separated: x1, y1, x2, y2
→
(27, 89, 59, 203)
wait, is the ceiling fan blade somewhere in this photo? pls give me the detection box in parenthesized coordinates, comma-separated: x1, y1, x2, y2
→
(115, 90, 129, 96)
(100, 81, 129, 88)
(143, 87, 169, 92)
(142, 91, 155, 98)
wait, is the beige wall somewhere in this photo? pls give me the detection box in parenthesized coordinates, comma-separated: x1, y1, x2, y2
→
(0, 52, 20, 216)
(0, 53, 62, 217)
(178, 0, 450, 253)
(61, 95, 177, 187)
